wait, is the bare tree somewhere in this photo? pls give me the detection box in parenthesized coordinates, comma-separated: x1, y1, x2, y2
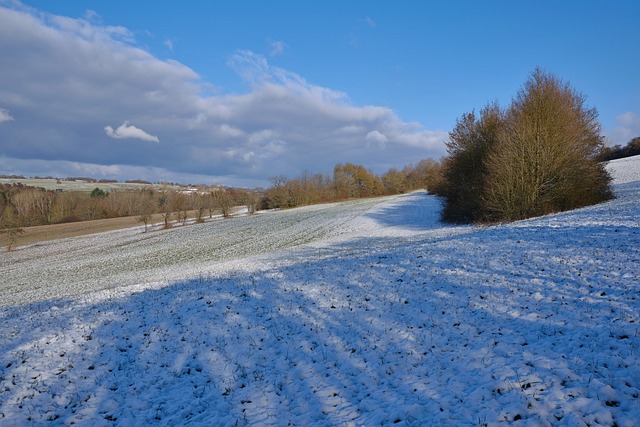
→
(405, 158, 443, 193)
(79, 194, 103, 221)
(51, 191, 82, 223)
(1, 227, 24, 252)
(193, 192, 211, 223)
(333, 163, 382, 199)
(0, 195, 5, 225)
(483, 68, 612, 221)
(1, 210, 24, 251)
(159, 190, 174, 228)
(205, 191, 217, 218)
(136, 191, 156, 232)
(213, 189, 233, 218)
(239, 190, 261, 215)
(437, 102, 503, 223)
(381, 168, 407, 194)
(267, 176, 291, 208)
(33, 190, 55, 223)
(170, 192, 190, 225)
(11, 189, 39, 226)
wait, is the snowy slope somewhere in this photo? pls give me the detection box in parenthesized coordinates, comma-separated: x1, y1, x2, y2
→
(0, 166, 639, 425)
(606, 154, 640, 184)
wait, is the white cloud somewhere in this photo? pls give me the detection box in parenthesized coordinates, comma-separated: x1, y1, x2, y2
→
(606, 112, 640, 146)
(104, 121, 160, 143)
(366, 130, 387, 148)
(617, 111, 638, 125)
(0, 4, 447, 186)
(227, 50, 366, 112)
(266, 38, 286, 57)
(164, 39, 174, 51)
(219, 124, 244, 138)
(50, 13, 134, 44)
(362, 17, 376, 28)
(0, 108, 14, 123)
(83, 9, 100, 22)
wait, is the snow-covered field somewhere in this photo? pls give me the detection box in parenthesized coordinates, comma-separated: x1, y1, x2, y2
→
(0, 157, 639, 426)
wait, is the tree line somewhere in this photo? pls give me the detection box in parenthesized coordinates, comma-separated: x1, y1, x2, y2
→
(0, 184, 261, 230)
(432, 68, 613, 224)
(262, 159, 442, 209)
(0, 158, 443, 233)
(597, 136, 640, 162)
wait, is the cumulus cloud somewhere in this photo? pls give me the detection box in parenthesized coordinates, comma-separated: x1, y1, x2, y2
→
(0, 4, 446, 186)
(104, 121, 160, 143)
(227, 50, 370, 113)
(0, 108, 14, 123)
(366, 130, 387, 148)
(219, 124, 244, 138)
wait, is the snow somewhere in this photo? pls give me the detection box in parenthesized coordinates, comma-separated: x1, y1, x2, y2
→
(605, 154, 640, 184)
(1, 163, 639, 426)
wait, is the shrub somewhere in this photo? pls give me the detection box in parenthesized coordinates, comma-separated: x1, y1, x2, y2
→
(439, 69, 613, 223)
(436, 102, 503, 223)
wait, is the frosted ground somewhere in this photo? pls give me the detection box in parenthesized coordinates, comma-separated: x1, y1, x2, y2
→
(0, 157, 639, 426)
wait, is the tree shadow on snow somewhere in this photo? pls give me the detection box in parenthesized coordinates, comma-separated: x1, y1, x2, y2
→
(362, 192, 446, 232)
(0, 192, 639, 425)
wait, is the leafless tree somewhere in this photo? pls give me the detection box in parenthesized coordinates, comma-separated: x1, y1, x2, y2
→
(0, 210, 24, 251)
(267, 176, 291, 208)
(213, 189, 233, 218)
(437, 102, 503, 223)
(240, 190, 261, 215)
(50, 191, 82, 223)
(483, 68, 612, 221)
(333, 163, 383, 199)
(193, 192, 212, 223)
(170, 192, 190, 225)
(381, 168, 407, 194)
(159, 190, 174, 228)
(136, 191, 156, 232)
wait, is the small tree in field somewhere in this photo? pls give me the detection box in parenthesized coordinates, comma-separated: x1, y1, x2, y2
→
(137, 212, 152, 233)
(206, 192, 217, 218)
(136, 190, 156, 232)
(193, 193, 209, 223)
(213, 189, 233, 218)
(1, 210, 24, 251)
(2, 227, 24, 252)
(159, 190, 174, 229)
(239, 190, 261, 215)
(170, 192, 190, 225)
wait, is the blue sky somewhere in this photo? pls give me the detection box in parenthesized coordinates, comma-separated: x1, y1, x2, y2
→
(1, 0, 638, 187)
